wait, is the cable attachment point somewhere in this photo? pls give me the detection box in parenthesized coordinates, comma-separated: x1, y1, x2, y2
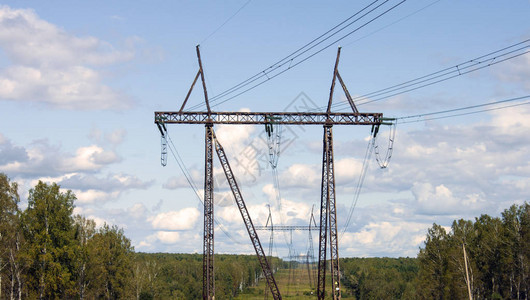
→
(156, 116, 168, 167)
(265, 116, 282, 169)
(373, 118, 397, 169)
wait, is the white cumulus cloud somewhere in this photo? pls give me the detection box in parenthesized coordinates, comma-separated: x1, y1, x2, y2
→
(156, 231, 181, 244)
(149, 207, 200, 230)
(0, 5, 134, 110)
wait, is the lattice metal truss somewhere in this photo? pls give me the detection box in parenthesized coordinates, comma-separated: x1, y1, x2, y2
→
(154, 46, 384, 300)
(317, 125, 330, 300)
(255, 225, 318, 231)
(325, 125, 340, 299)
(155, 111, 382, 125)
(213, 130, 282, 299)
(203, 125, 215, 299)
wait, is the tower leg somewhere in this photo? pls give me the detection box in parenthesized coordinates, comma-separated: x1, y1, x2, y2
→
(317, 125, 330, 300)
(326, 126, 341, 300)
(203, 124, 215, 299)
(317, 125, 341, 300)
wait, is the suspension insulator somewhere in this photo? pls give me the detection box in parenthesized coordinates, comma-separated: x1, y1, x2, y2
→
(161, 135, 168, 166)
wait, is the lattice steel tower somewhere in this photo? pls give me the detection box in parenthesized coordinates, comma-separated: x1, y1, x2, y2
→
(155, 46, 384, 300)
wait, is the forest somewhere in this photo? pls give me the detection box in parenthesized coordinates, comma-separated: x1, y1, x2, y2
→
(1, 173, 528, 299)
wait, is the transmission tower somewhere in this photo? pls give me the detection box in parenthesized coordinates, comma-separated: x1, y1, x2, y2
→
(256, 204, 319, 297)
(155, 46, 384, 300)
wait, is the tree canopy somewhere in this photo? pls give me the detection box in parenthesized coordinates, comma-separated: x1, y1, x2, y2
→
(1, 173, 528, 299)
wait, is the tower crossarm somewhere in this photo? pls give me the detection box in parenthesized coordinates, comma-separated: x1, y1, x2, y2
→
(155, 111, 383, 125)
(255, 225, 318, 231)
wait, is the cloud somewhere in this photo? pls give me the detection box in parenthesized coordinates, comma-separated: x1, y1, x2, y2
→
(411, 182, 487, 216)
(215, 121, 255, 150)
(149, 207, 200, 230)
(162, 170, 202, 190)
(218, 191, 313, 229)
(66, 145, 121, 168)
(72, 189, 120, 204)
(0, 134, 155, 206)
(279, 163, 320, 188)
(147, 231, 202, 249)
(156, 231, 181, 244)
(0, 133, 28, 165)
(105, 129, 127, 146)
(0, 137, 121, 178)
(128, 203, 147, 219)
(0, 5, 134, 110)
(60, 174, 152, 204)
(490, 104, 530, 136)
(88, 128, 127, 146)
(214, 191, 234, 207)
(58, 173, 152, 191)
(215, 122, 268, 185)
(340, 219, 430, 257)
(364, 110, 530, 194)
(495, 53, 530, 91)
(335, 158, 363, 185)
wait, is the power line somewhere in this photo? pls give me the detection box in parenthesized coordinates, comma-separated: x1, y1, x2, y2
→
(165, 134, 244, 245)
(199, 0, 253, 45)
(397, 95, 530, 123)
(342, 0, 443, 48)
(198, 0, 382, 105)
(398, 95, 530, 120)
(339, 134, 374, 241)
(188, 0, 408, 110)
(337, 95, 530, 237)
(324, 39, 530, 111)
(207, 0, 408, 110)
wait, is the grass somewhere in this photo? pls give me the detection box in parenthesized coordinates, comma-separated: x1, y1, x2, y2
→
(235, 263, 355, 299)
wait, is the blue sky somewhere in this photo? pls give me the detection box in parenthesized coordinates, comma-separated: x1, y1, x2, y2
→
(0, 1, 529, 258)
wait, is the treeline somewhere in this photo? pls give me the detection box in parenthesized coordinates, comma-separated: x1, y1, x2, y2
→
(0, 174, 276, 299)
(0, 174, 133, 299)
(341, 257, 418, 298)
(134, 253, 282, 299)
(417, 203, 529, 299)
(3, 172, 529, 299)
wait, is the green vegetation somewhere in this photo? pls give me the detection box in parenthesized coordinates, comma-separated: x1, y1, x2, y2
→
(417, 203, 530, 299)
(0, 174, 134, 299)
(1, 173, 528, 299)
(341, 257, 418, 299)
(0, 173, 279, 299)
(132, 253, 281, 299)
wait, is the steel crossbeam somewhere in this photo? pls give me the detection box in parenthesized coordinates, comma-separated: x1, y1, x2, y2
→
(155, 111, 382, 126)
(255, 225, 318, 231)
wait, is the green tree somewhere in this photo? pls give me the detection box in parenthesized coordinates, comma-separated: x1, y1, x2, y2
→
(472, 214, 504, 298)
(21, 181, 77, 299)
(0, 173, 23, 299)
(518, 203, 530, 298)
(340, 257, 418, 299)
(446, 219, 475, 299)
(86, 224, 134, 299)
(501, 203, 530, 299)
(73, 215, 96, 299)
(416, 203, 530, 299)
(417, 223, 449, 299)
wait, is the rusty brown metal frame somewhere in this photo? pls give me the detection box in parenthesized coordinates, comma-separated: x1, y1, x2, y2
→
(155, 111, 382, 125)
(203, 124, 215, 300)
(155, 46, 382, 300)
(318, 47, 346, 300)
(212, 129, 282, 299)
